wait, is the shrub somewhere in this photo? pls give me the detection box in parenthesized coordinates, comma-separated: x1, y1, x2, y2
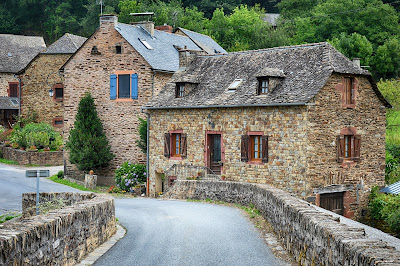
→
(57, 171, 64, 178)
(136, 117, 147, 154)
(114, 162, 146, 193)
(0, 129, 13, 142)
(66, 92, 114, 172)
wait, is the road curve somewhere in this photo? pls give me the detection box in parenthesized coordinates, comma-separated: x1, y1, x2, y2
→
(94, 198, 284, 266)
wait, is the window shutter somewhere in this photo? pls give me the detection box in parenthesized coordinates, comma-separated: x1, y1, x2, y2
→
(337, 135, 344, 163)
(181, 133, 187, 158)
(131, 74, 138, 99)
(164, 133, 171, 158)
(261, 135, 268, 163)
(354, 135, 361, 161)
(110, 74, 117, 99)
(351, 78, 356, 104)
(241, 135, 249, 162)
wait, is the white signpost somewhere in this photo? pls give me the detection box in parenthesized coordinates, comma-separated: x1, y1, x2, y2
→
(25, 170, 50, 215)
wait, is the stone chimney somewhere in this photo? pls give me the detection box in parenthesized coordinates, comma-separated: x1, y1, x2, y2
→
(352, 58, 361, 68)
(100, 15, 118, 30)
(178, 47, 205, 68)
(155, 24, 173, 33)
(130, 12, 155, 37)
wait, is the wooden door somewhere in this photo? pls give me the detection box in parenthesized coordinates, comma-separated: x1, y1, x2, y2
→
(209, 134, 221, 175)
(320, 192, 344, 215)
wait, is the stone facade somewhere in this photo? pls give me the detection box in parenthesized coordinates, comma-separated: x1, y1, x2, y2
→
(1, 145, 63, 166)
(0, 192, 116, 265)
(0, 72, 18, 97)
(63, 17, 172, 185)
(148, 74, 386, 217)
(165, 180, 400, 265)
(20, 54, 70, 133)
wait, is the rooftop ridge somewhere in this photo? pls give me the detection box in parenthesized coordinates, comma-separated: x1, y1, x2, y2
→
(200, 42, 331, 57)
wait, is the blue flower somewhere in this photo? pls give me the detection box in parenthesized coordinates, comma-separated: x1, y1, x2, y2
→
(144, 173, 146, 176)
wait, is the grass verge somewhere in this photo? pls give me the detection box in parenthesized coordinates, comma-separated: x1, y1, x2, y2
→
(0, 158, 19, 165)
(49, 175, 100, 192)
(0, 213, 21, 224)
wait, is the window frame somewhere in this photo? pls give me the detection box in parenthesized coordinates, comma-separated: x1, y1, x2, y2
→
(52, 117, 64, 128)
(164, 130, 187, 160)
(337, 127, 361, 163)
(116, 45, 122, 54)
(250, 135, 262, 161)
(53, 83, 64, 102)
(113, 71, 137, 102)
(336, 76, 358, 108)
(241, 132, 268, 164)
(8, 82, 19, 97)
(176, 83, 185, 98)
(257, 78, 269, 95)
(171, 133, 183, 157)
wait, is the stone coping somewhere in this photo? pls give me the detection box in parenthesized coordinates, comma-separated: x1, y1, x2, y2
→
(0, 145, 63, 166)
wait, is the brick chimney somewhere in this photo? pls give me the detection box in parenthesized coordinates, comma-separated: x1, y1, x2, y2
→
(155, 24, 173, 33)
(100, 14, 118, 30)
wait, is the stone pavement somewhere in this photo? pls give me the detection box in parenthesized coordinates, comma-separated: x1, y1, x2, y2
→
(76, 223, 126, 266)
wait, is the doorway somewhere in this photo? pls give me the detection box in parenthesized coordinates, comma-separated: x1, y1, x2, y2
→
(207, 134, 222, 175)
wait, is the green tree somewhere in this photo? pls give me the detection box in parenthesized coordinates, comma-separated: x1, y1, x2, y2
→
(66, 92, 114, 172)
(277, 0, 321, 19)
(373, 38, 400, 80)
(136, 117, 147, 154)
(330, 32, 373, 66)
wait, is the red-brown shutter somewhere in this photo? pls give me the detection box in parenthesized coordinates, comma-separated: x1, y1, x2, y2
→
(261, 135, 268, 163)
(354, 135, 361, 161)
(164, 133, 171, 158)
(181, 133, 187, 158)
(241, 135, 249, 162)
(337, 135, 344, 163)
(351, 78, 356, 104)
(9, 83, 18, 97)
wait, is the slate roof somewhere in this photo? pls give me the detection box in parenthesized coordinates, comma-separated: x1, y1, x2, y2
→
(0, 97, 19, 110)
(381, 181, 400, 194)
(145, 42, 390, 109)
(0, 34, 46, 73)
(43, 33, 87, 54)
(175, 28, 227, 55)
(116, 23, 203, 72)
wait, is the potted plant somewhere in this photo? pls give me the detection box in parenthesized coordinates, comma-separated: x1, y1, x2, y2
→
(43, 147, 50, 151)
(89, 170, 94, 175)
(27, 145, 38, 152)
(221, 175, 226, 181)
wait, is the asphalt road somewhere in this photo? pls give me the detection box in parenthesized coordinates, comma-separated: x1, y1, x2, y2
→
(95, 198, 284, 266)
(0, 163, 79, 215)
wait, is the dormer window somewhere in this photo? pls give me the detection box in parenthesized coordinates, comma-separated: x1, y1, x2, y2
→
(228, 79, 242, 91)
(116, 45, 122, 54)
(176, 83, 185, 98)
(257, 78, 269, 95)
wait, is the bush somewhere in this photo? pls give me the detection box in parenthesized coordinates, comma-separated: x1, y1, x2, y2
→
(0, 129, 13, 142)
(114, 162, 146, 193)
(57, 170, 64, 178)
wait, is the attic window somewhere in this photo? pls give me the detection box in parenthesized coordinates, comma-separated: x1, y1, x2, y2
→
(228, 79, 242, 91)
(176, 83, 185, 98)
(139, 39, 153, 50)
(116, 45, 122, 54)
(91, 46, 101, 55)
(257, 78, 269, 95)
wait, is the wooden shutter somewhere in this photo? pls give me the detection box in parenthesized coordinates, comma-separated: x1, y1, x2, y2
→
(241, 135, 249, 162)
(9, 83, 18, 97)
(261, 135, 268, 163)
(354, 135, 361, 161)
(131, 74, 138, 99)
(181, 133, 187, 158)
(351, 78, 356, 104)
(164, 133, 171, 158)
(110, 74, 117, 99)
(337, 135, 345, 163)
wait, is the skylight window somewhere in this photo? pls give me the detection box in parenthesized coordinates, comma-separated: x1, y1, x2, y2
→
(139, 39, 153, 50)
(228, 79, 242, 91)
(10, 99, 19, 105)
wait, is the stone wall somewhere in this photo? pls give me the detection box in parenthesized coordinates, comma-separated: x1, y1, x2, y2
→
(20, 54, 71, 133)
(306, 74, 386, 217)
(63, 17, 171, 186)
(0, 72, 18, 97)
(1, 145, 63, 166)
(0, 192, 116, 265)
(148, 106, 309, 196)
(165, 180, 400, 265)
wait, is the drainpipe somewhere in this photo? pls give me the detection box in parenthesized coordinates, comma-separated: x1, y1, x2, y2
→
(141, 107, 150, 197)
(13, 74, 21, 121)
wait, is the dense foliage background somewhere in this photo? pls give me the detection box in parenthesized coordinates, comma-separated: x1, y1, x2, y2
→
(1, 0, 400, 78)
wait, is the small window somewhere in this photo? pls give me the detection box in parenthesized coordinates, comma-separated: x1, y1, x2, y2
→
(241, 134, 268, 163)
(118, 74, 130, 98)
(337, 134, 361, 162)
(8, 83, 18, 97)
(139, 39, 153, 50)
(228, 79, 242, 91)
(53, 117, 64, 128)
(116, 45, 122, 54)
(176, 83, 185, 98)
(258, 78, 268, 95)
(164, 132, 187, 159)
(91, 46, 101, 55)
(53, 84, 64, 101)
(172, 133, 182, 156)
(110, 73, 138, 100)
(343, 77, 354, 105)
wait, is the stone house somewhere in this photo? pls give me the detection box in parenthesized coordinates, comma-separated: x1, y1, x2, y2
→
(144, 42, 390, 218)
(62, 15, 226, 185)
(0, 34, 46, 128)
(18, 33, 86, 133)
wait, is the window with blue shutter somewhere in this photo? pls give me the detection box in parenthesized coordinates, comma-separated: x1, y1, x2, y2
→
(131, 74, 138, 99)
(110, 74, 117, 99)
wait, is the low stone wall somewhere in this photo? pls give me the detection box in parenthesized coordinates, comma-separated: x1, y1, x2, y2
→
(165, 181, 400, 265)
(1, 145, 63, 166)
(0, 192, 116, 265)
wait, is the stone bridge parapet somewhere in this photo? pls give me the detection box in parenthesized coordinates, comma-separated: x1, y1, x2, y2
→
(0, 192, 116, 265)
(165, 181, 400, 265)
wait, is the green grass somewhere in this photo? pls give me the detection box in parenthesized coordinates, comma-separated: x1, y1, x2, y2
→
(387, 109, 400, 146)
(235, 203, 261, 219)
(0, 158, 19, 165)
(0, 213, 21, 224)
(49, 175, 101, 192)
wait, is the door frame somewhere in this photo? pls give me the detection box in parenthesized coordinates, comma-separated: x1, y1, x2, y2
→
(204, 130, 224, 174)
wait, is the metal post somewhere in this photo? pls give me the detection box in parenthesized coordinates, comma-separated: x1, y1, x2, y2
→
(36, 171, 40, 215)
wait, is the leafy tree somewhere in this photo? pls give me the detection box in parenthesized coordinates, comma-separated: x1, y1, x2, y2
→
(277, 0, 321, 19)
(136, 117, 147, 154)
(373, 38, 400, 80)
(330, 32, 373, 67)
(66, 92, 115, 172)
(118, 0, 142, 24)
